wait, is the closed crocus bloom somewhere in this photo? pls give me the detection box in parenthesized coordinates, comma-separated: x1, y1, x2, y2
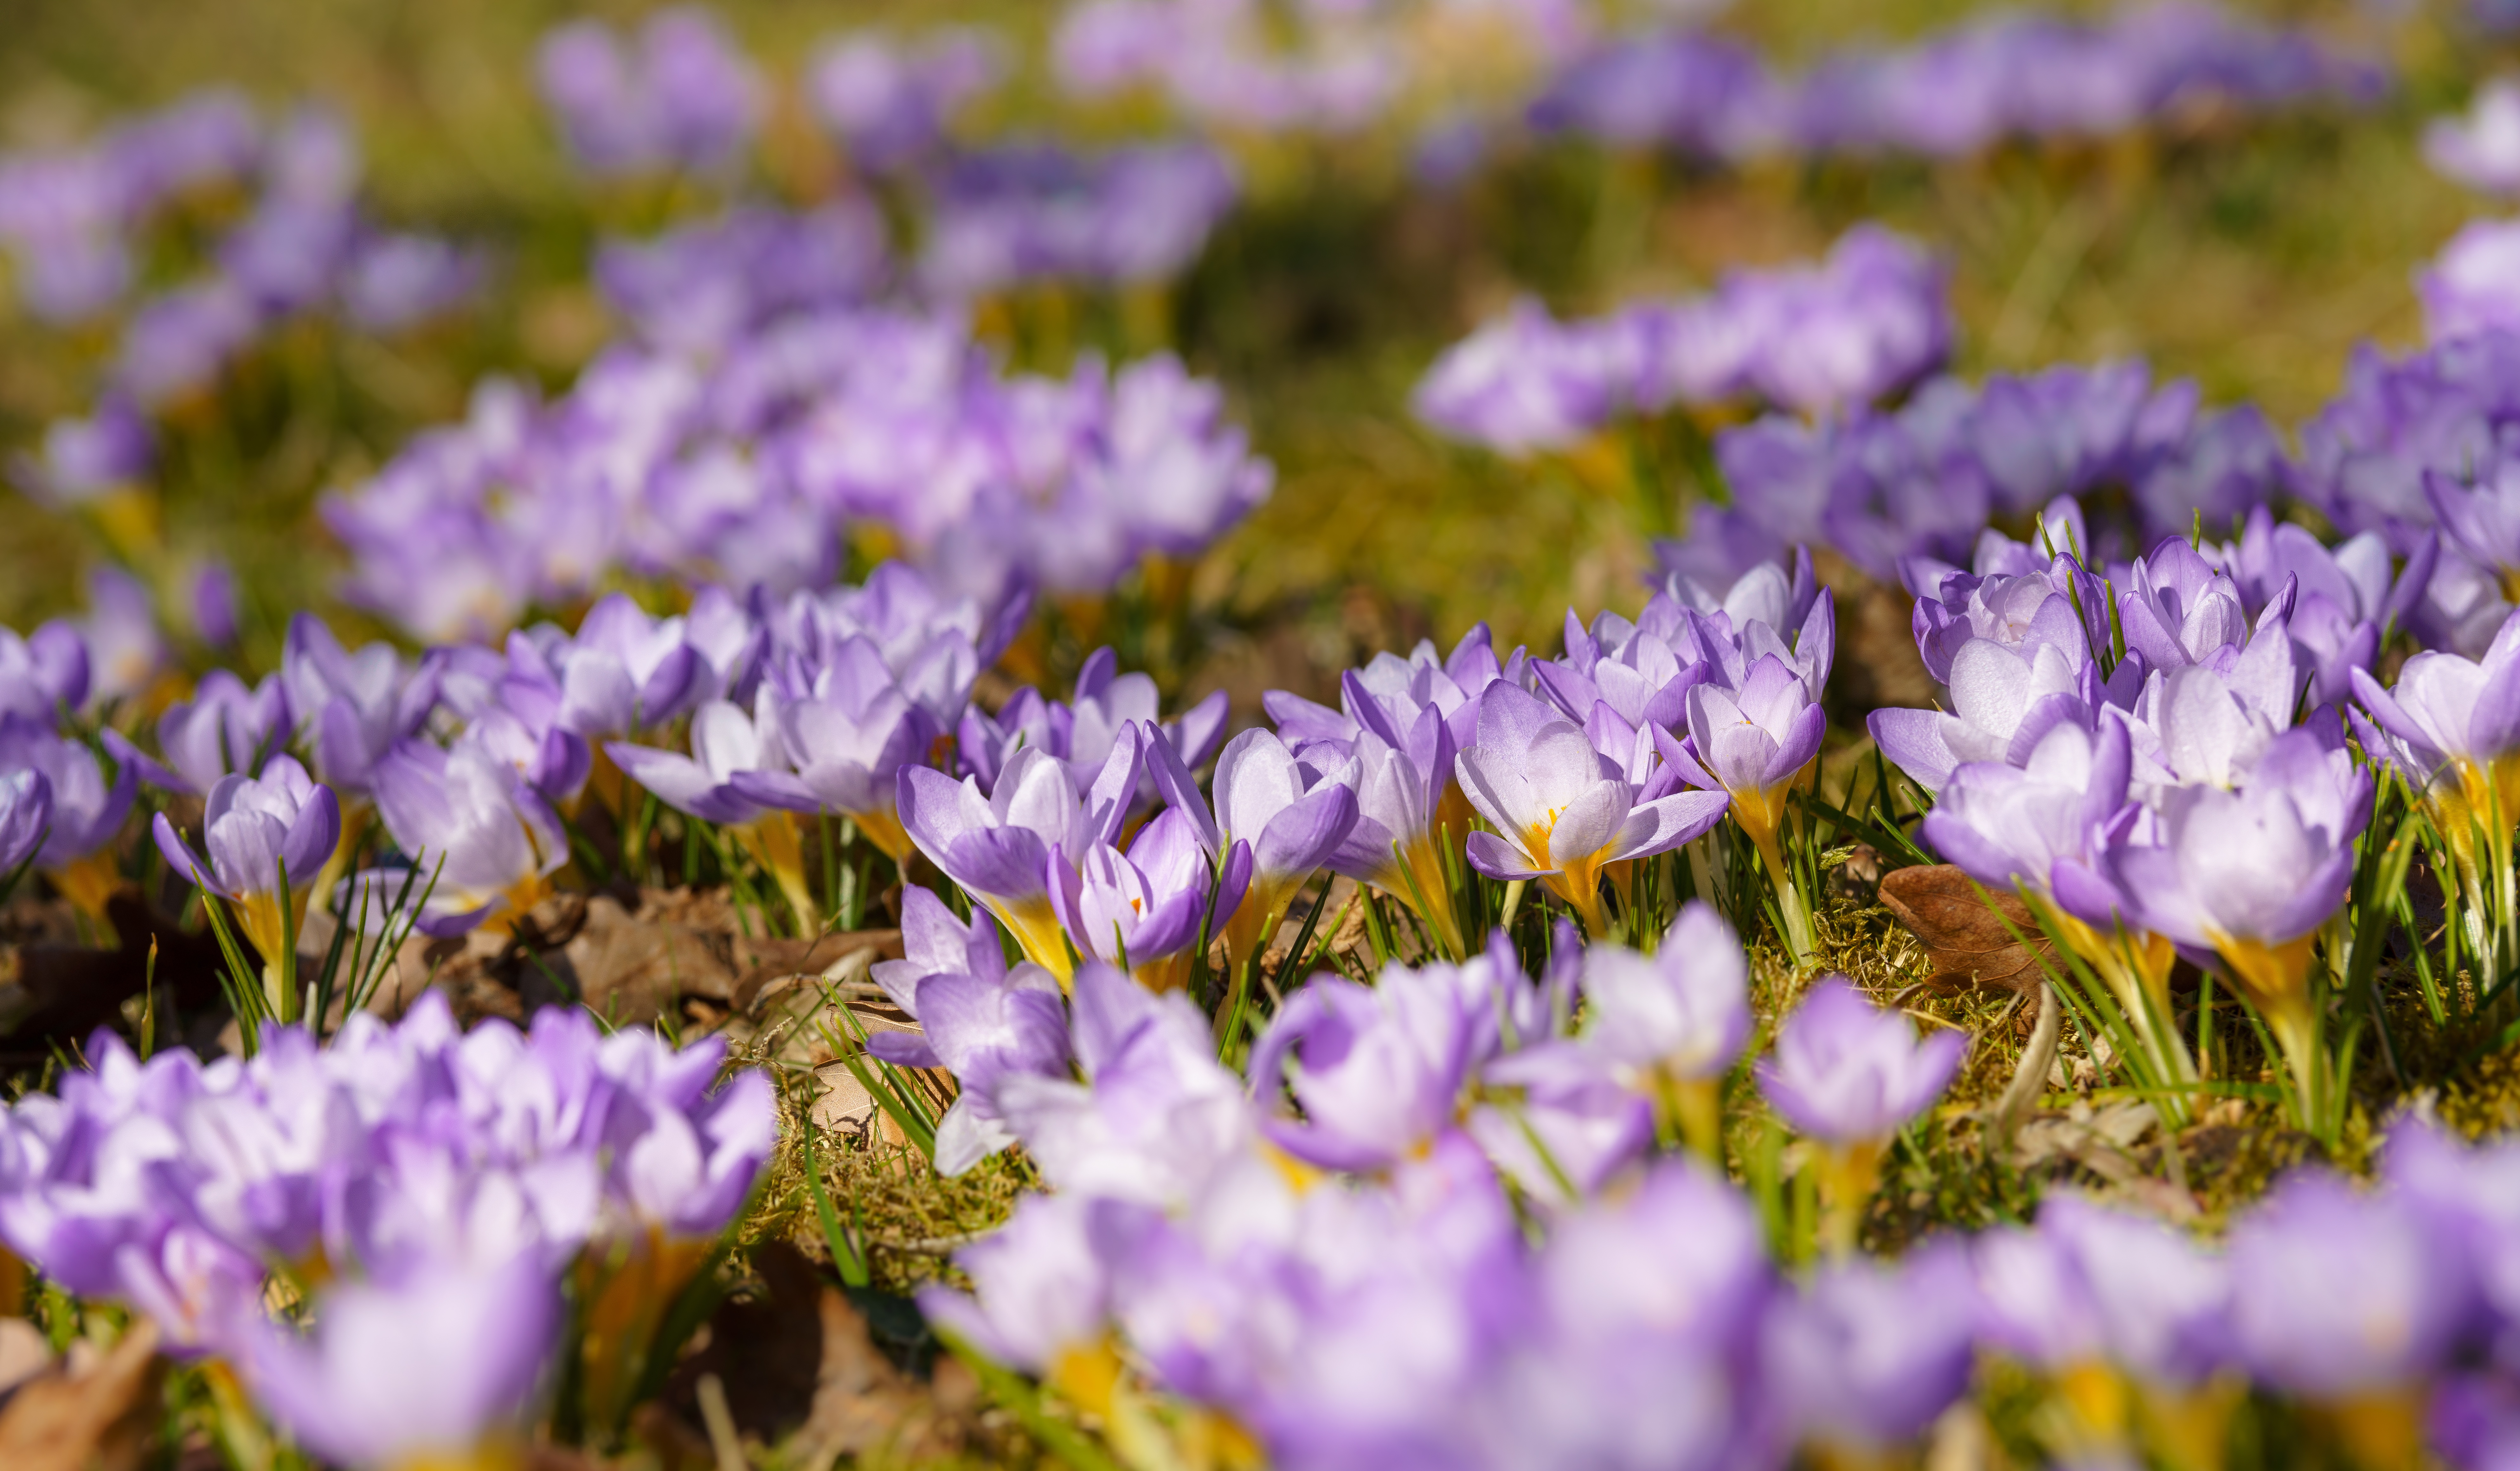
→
(899, 727, 1146, 982)
(1762, 1242, 1979, 1459)
(1674, 649, 1823, 859)
(229, 1248, 560, 1471)
(1151, 725, 1357, 971)
(1457, 682, 1729, 937)
(0, 767, 50, 879)
(152, 754, 340, 971)
(1323, 712, 1465, 957)
(1051, 807, 1247, 995)
(1247, 962, 1476, 1172)
(369, 736, 568, 938)
(1869, 631, 2094, 794)
(1760, 976, 1964, 1254)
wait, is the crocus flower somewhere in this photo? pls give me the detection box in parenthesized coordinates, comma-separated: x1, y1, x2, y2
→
(1456, 682, 1730, 937)
(1321, 711, 1466, 956)
(2427, 78, 2520, 197)
(2352, 611, 2520, 850)
(1578, 903, 1750, 1151)
(729, 646, 932, 863)
(0, 619, 89, 727)
(1759, 977, 1966, 1148)
(143, 671, 292, 796)
(367, 735, 567, 937)
(228, 1249, 560, 1471)
(1666, 586, 1834, 845)
(1151, 726, 1357, 971)
(917, 1191, 1112, 1378)
(1762, 1242, 1980, 1457)
(2228, 1172, 2464, 1409)
(2105, 727, 2368, 1123)
(1247, 961, 1477, 1172)
(870, 956, 1071, 1175)
(898, 727, 1147, 982)
(282, 614, 440, 798)
(1051, 807, 1248, 995)
(0, 767, 49, 879)
(0, 723, 136, 916)
(152, 754, 341, 970)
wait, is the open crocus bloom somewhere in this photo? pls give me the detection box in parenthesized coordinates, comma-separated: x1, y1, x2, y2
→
(898, 727, 1146, 983)
(1758, 977, 1965, 1149)
(2351, 611, 2520, 863)
(152, 754, 340, 968)
(1459, 682, 1730, 936)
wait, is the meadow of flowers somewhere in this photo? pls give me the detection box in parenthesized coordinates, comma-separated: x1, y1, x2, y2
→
(13, 1, 2520, 1468)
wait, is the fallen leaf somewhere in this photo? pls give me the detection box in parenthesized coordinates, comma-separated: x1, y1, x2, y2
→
(0, 1318, 163, 1471)
(1877, 865, 2058, 999)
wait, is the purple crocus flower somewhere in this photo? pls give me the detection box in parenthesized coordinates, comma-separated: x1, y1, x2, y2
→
(898, 727, 1147, 982)
(1151, 726, 1356, 969)
(917, 1191, 1112, 1373)
(605, 695, 782, 827)
(1761, 1241, 1980, 1455)
(12, 393, 151, 509)
(367, 735, 567, 937)
(1666, 649, 1824, 873)
(281, 614, 440, 798)
(2425, 222, 2520, 346)
(537, 9, 762, 177)
(1051, 807, 1248, 995)
(2427, 80, 2520, 197)
(190, 560, 241, 649)
(806, 28, 1004, 173)
(340, 232, 483, 334)
(0, 722, 136, 878)
(869, 953, 1071, 1175)
(1467, 1039, 1655, 1207)
(2228, 1171, 2464, 1402)
(1247, 961, 1476, 1172)
(139, 671, 292, 796)
(228, 1249, 560, 1471)
(727, 644, 932, 863)
(2037, 1192, 2234, 1388)
(2105, 727, 2368, 1115)
(1580, 902, 1752, 1094)
(1320, 710, 1463, 955)
(1456, 682, 1729, 936)
(1758, 976, 1965, 1146)
(1921, 717, 2130, 908)
(0, 619, 91, 728)
(2427, 461, 2520, 598)
(991, 962, 1252, 1208)
(152, 755, 340, 966)
(2351, 610, 2520, 824)
(0, 768, 49, 878)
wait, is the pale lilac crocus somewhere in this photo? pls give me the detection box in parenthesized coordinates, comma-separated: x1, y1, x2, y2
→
(1578, 902, 1750, 1153)
(1050, 807, 1249, 995)
(1322, 710, 1466, 957)
(1247, 961, 1475, 1173)
(228, 1249, 560, 1471)
(1759, 977, 1966, 1148)
(2228, 1172, 2464, 1418)
(0, 619, 89, 727)
(1151, 726, 1357, 971)
(282, 613, 440, 799)
(368, 735, 568, 937)
(0, 768, 49, 882)
(606, 694, 827, 927)
(898, 726, 1147, 984)
(142, 670, 292, 795)
(916, 1191, 1112, 1379)
(1761, 1242, 1979, 1459)
(1456, 682, 1729, 937)
(2107, 727, 2369, 1124)
(731, 641, 933, 863)
(152, 754, 340, 975)
(2427, 79, 2520, 198)
(869, 954, 1071, 1175)
(0, 722, 136, 918)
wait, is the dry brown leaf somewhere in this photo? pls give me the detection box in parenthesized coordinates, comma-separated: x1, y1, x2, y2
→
(0, 1318, 163, 1471)
(1876, 865, 2058, 999)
